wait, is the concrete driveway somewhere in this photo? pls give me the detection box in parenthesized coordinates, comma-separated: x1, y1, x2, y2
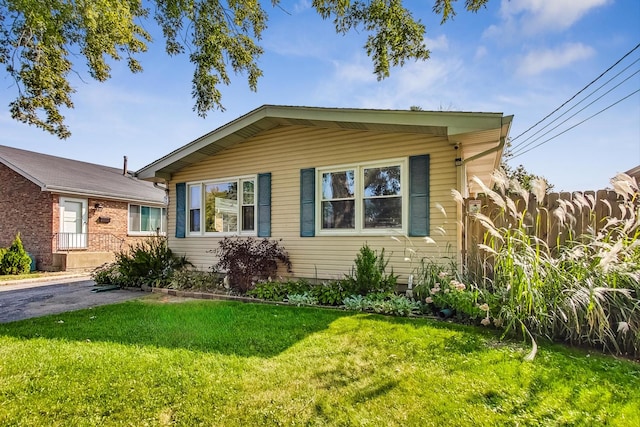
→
(0, 278, 146, 323)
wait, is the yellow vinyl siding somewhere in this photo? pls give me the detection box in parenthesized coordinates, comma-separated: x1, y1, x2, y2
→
(168, 125, 459, 282)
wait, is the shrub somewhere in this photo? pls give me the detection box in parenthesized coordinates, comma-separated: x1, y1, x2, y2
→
(0, 248, 7, 268)
(214, 237, 292, 294)
(247, 279, 310, 301)
(413, 259, 497, 323)
(0, 233, 31, 275)
(309, 280, 354, 306)
(91, 263, 126, 287)
(344, 244, 398, 295)
(115, 237, 191, 287)
(167, 269, 222, 292)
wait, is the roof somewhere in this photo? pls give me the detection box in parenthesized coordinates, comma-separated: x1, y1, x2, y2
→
(136, 105, 513, 191)
(625, 165, 640, 181)
(0, 145, 166, 205)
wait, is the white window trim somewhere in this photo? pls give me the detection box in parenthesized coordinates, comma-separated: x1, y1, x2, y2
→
(127, 204, 167, 236)
(186, 174, 258, 237)
(316, 158, 408, 236)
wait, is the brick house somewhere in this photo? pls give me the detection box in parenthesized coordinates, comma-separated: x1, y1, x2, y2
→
(0, 145, 167, 271)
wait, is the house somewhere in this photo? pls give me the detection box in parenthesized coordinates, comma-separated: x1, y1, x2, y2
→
(626, 165, 640, 183)
(136, 105, 512, 282)
(0, 145, 167, 271)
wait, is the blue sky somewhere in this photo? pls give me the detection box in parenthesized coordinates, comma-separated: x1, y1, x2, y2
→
(1, 0, 639, 192)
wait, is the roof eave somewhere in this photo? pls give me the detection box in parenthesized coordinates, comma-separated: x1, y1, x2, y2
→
(47, 186, 166, 205)
(0, 156, 47, 189)
(136, 105, 510, 181)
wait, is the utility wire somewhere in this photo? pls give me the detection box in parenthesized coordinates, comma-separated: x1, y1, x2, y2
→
(509, 58, 640, 153)
(509, 42, 640, 143)
(510, 88, 640, 159)
(510, 68, 640, 156)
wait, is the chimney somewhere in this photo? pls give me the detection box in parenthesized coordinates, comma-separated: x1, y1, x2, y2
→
(123, 156, 128, 175)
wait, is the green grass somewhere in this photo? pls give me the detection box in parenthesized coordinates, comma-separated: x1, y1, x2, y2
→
(0, 272, 46, 282)
(1, 298, 638, 426)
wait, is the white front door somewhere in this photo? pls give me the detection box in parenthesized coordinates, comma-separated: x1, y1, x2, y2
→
(59, 198, 87, 249)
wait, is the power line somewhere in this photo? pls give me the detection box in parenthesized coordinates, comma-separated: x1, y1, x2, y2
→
(510, 68, 640, 156)
(509, 42, 640, 143)
(510, 88, 640, 159)
(509, 57, 640, 153)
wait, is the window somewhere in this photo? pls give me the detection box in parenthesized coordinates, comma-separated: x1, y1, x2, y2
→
(187, 176, 256, 235)
(321, 169, 355, 229)
(129, 205, 166, 234)
(189, 185, 201, 232)
(317, 160, 405, 234)
(363, 165, 402, 229)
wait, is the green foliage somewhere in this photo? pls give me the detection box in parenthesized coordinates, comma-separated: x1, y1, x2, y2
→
(413, 259, 496, 323)
(166, 269, 222, 292)
(91, 263, 126, 287)
(248, 279, 351, 306)
(342, 293, 419, 317)
(500, 139, 554, 192)
(1, 0, 488, 137)
(0, 247, 7, 267)
(113, 237, 191, 287)
(309, 280, 354, 306)
(1, 0, 150, 138)
(1, 301, 638, 425)
(344, 244, 398, 295)
(471, 171, 640, 357)
(342, 294, 368, 311)
(214, 237, 292, 294)
(247, 279, 311, 301)
(0, 233, 31, 275)
(285, 292, 318, 306)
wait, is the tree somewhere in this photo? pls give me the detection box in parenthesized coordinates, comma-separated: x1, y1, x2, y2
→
(0, 0, 489, 138)
(0, 233, 31, 275)
(500, 139, 554, 193)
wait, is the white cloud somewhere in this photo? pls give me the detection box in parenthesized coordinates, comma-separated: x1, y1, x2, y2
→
(516, 43, 595, 76)
(314, 54, 466, 111)
(486, 0, 611, 37)
(425, 35, 449, 52)
(475, 46, 488, 60)
(293, 0, 312, 14)
(332, 58, 379, 85)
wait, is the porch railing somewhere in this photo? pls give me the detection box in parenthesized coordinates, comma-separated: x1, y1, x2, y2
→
(53, 233, 126, 253)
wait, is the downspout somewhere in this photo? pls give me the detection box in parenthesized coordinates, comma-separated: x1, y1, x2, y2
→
(454, 117, 508, 272)
(461, 136, 506, 167)
(154, 181, 169, 236)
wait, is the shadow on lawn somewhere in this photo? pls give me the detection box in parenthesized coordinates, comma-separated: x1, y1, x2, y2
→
(0, 299, 353, 358)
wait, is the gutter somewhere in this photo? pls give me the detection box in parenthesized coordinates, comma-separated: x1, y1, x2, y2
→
(43, 187, 166, 206)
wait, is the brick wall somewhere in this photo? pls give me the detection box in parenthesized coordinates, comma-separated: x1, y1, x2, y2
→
(1, 165, 163, 271)
(0, 164, 55, 269)
(86, 198, 161, 252)
(86, 198, 129, 251)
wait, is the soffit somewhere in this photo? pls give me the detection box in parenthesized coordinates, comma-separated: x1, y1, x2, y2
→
(136, 105, 509, 182)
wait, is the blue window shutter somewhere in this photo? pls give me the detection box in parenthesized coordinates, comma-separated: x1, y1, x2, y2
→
(409, 155, 430, 237)
(175, 182, 186, 238)
(257, 173, 271, 237)
(300, 168, 315, 237)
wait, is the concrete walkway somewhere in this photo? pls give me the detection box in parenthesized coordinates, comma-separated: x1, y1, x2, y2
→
(0, 275, 146, 323)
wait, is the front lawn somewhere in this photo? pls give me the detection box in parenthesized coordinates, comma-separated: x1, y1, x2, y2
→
(0, 298, 638, 426)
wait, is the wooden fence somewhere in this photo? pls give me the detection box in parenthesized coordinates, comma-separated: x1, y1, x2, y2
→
(462, 189, 637, 274)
